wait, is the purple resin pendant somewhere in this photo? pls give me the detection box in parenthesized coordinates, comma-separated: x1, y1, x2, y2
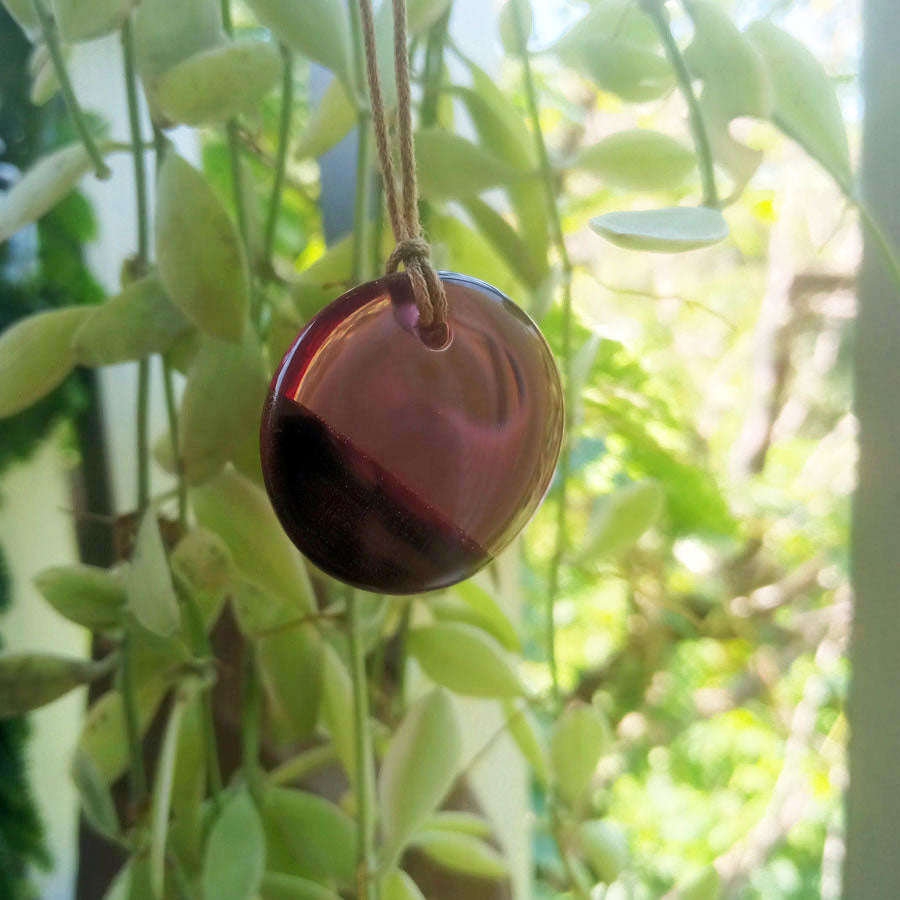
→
(260, 271, 564, 593)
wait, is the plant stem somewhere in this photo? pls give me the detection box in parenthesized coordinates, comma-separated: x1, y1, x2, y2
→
(161, 357, 187, 527)
(509, 0, 571, 705)
(348, 0, 372, 284)
(241, 643, 262, 797)
(136, 359, 150, 515)
(643, 0, 719, 208)
(220, 0, 253, 275)
(181, 588, 223, 803)
(121, 19, 148, 261)
(119, 627, 148, 807)
(29, 0, 111, 178)
(263, 44, 294, 274)
(122, 16, 153, 518)
(347, 589, 377, 900)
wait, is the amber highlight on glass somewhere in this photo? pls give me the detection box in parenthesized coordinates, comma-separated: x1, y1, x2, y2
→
(260, 272, 564, 593)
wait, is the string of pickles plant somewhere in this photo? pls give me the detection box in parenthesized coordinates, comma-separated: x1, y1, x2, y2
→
(0, 0, 866, 898)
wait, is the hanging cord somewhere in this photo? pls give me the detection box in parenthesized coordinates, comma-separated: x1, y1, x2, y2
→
(357, 0, 449, 344)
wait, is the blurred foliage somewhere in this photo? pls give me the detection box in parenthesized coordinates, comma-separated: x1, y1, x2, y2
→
(0, 0, 860, 899)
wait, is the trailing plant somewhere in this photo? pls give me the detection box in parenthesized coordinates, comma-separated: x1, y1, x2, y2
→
(0, 0, 863, 898)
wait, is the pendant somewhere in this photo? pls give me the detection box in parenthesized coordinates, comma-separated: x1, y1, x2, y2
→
(260, 271, 564, 594)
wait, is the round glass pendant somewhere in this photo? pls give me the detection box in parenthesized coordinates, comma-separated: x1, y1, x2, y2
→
(260, 271, 564, 594)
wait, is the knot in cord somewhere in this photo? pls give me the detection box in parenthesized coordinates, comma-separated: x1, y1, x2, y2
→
(356, 0, 449, 340)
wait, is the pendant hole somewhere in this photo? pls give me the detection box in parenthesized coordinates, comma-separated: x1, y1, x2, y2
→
(417, 320, 453, 351)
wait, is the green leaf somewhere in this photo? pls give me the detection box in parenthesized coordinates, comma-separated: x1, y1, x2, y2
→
(410, 830, 508, 880)
(257, 625, 322, 741)
(0, 653, 108, 717)
(451, 580, 520, 651)
(260, 873, 341, 900)
(380, 870, 426, 900)
(427, 214, 518, 300)
(294, 78, 356, 160)
(179, 335, 268, 484)
(203, 789, 266, 900)
(156, 41, 282, 126)
(421, 810, 492, 838)
(407, 0, 452, 33)
(451, 63, 548, 269)
(502, 698, 549, 785)
(589, 207, 729, 252)
(552, 2, 673, 102)
(245, 0, 353, 90)
(745, 19, 852, 189)
(71, 275, 192, 367)
(134, 0, 225, 121)
(171, 528, 234, 600)
(30, 43, 61, 106)
(572, 130, 696, 192)
(128, 511, 180, 638)
(379, 688, 462, 862)
(150, 686, 192, 899)
(461, 198, 544, 290)
(0, 306, 92, 418)
(676, 867, 720, 900)
(683, 1, 772, 196)
(34, 564, 127, 630)
(578, 820, 628, 885)
(155, 154, 249, 342)
(191, 468, 315, 614)
(550, 703, 610, 808)
(686, 2, 772, 121)
(231, 579, 297, 637)
(0, 143, 98, 243)
(72, 748, 120, 841)
(78, 678, 170, 782)
(52, 0, 134, 42)
(261, 787, 357, 889)
(580, 480, 663, 560)
(415, 129, 529, 200)
(498, 0, 532, 55)
(1, 0, 39, 37)
(171, 695, 206, 848)
(408, 622, 523, 698)
(103, 855, 154, 900)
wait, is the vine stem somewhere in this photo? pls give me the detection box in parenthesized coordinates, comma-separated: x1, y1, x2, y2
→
(509, 0, 571, 705)
(347, 590, 377, 900)
(136, 359, 150, 515)
(121, 18, 152, 518)
(220, 0, 253, 274)
(121, 14, 154, 821)
(29, 0, 111, 178)
(179, 583, 224, 805)
(509, 7, 592, 898)
(241, 643, 262, 798)
(262, 44, 294, 275)
(349, 0, 372, 283)
(643, 0, 719, 208)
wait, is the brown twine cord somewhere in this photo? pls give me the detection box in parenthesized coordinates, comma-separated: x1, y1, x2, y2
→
(356, 0, 449, 333)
